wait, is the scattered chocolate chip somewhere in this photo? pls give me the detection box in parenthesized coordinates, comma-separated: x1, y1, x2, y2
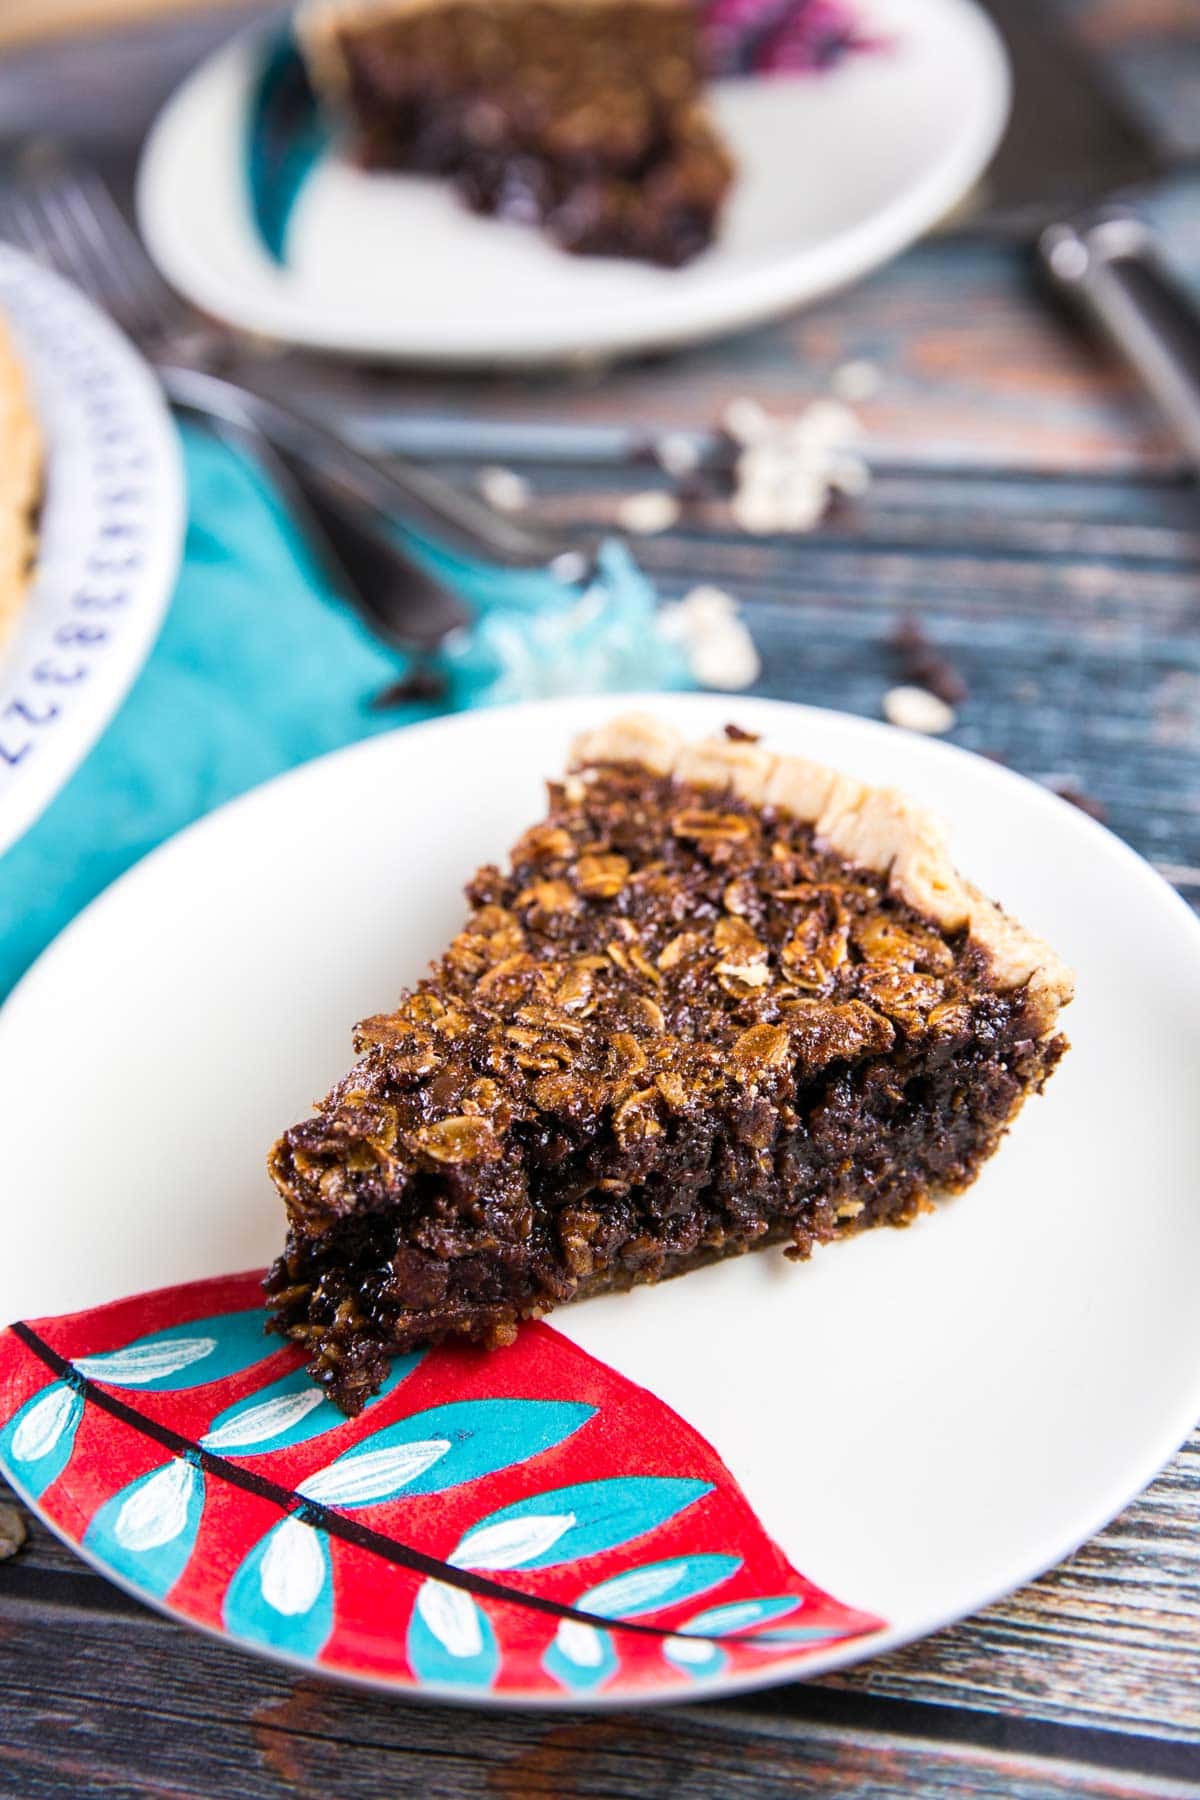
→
(724, 722, 761, 743)
(626, 432, 661, 468)
(709, 429, 742, 477)
(889, 614, 968, 706)
(674, 467, 730, 510)
(1040, 777, 1108, 822)
(371, 667, 449, 708)
(0, 1502, 28, 1563)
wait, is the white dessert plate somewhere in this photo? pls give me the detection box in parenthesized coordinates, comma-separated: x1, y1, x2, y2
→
(0, 249, 183, 858)
(2, 693, 1198, 1709)
(136, 0, 1010, 366)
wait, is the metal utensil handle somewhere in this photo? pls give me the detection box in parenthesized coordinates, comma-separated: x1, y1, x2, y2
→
(157, 364, 582, 571)
(1039, 211, 1200, 472)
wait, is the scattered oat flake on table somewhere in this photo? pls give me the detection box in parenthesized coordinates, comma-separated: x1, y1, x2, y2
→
(711, 392, 870, 536)
(659, 584, 761, 691)
(616, 490, 681, 535)
(883, 685, 956, 735)
(0, 1502, 27, 1562)
(655, 432, 703, 478)
(721, 396, 773, 445)
(477, 466, 531, 513)
(832, 359, 881, 403)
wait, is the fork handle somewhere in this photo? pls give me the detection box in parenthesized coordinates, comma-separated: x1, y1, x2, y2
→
(1039, 210, 1200, 473)
(157, 364, 587, 575)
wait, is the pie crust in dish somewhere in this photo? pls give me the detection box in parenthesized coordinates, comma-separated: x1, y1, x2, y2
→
(267, 713, 1073, 1412)
(0, 312, 40, 650)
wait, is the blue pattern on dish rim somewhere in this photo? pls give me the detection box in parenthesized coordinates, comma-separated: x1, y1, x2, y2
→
(0, 247, 183, 853)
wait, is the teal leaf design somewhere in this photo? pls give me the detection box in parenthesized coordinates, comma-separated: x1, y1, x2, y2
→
(223, 1516, 335, 1657)
(75, 1308, 276, 1392)
(407, 1579, 499, 1690)
(578, 1553, 741, 1620)
(201, 1352, 421, 1457)
(0, 1382, 84, 1498)
(296, 1399, 593, 1511)
(245, 32, 328, 264)
(83, 1459, 205, 1599)
(543, 1619, 618, 1693)
(449, 1477, 712, 1573)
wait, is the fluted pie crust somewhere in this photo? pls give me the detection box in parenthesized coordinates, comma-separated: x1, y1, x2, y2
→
(0, 314, 40, 650)
(267, 714, 1073, 1413)
(572, 714, 1074, 1038)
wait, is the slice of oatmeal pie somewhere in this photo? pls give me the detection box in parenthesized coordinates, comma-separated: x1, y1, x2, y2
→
(296, 0, 734, 265)
(267, 713, 1073, 1412)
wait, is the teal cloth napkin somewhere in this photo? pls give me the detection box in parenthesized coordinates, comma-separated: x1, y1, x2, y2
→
(0, 425, 681, 1001)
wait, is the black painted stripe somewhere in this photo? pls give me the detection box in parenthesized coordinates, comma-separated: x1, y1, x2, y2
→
(10, 1319, 851, 1656)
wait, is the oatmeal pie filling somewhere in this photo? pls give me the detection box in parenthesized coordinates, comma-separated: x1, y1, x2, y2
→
(267, 715, 1072, 1412)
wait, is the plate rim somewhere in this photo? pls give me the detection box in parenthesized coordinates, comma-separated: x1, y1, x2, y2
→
(4, 691, 1200, 1709)
(0, 247, 184, 858)
(134, 0, 1012, 367)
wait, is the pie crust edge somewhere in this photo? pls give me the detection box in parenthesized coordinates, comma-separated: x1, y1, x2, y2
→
(570, 712, 1075, 1038)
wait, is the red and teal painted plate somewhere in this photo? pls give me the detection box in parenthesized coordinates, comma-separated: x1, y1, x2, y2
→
(0, 1272, 882, 1704)
(5, 695, 1200, 1706)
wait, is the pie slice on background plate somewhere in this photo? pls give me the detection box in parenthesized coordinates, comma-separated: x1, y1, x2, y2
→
(296, 0, 735, 265)
(267, 713, 1073, 1414)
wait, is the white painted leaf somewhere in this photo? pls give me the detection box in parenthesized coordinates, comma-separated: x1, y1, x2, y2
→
(665, 1634, 720, 1666)
(77, 1336, 217, 1386)
(583, 1561, 687, 1618)
(681, 1597, 801, 1636)
(113, 1461, 199, 1553)
(259, 1517, 327, 1617)
(416, 1580, 483, 1660)
(297, 1438, 450, 1507)
(555, 1619, 605, 1669)
(11, 1386, 77, 1463)
(201, 1388, 326, 1452)
(449, 1511, 576, 1572)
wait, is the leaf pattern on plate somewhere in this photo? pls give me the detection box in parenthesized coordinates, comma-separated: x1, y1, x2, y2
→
(0, 1382, 84, 1498)
(74, 1308, 278, 1391)
(0, 1271, 885, 1699)
(223, 1515, 336, 1657)
(449, 1477, 711, 1572)
(408, 1579, 500, 1689)
(84, 1457, 206, 1598)
(201, 1353, 422, 1457)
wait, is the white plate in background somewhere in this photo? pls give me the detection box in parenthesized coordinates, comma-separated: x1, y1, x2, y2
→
(137, 0, 1010, 367)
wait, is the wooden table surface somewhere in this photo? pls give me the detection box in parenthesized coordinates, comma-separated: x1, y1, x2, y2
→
(2, 3, 1199, 1795)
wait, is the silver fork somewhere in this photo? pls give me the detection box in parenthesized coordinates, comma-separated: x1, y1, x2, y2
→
(0, 154, 588, 647)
